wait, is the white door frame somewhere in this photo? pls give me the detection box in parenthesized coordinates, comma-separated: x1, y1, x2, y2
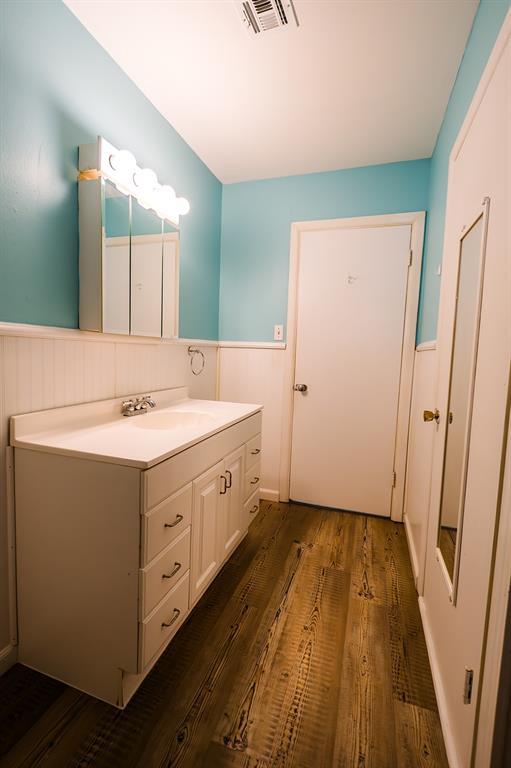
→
(279, 211, 425, 522)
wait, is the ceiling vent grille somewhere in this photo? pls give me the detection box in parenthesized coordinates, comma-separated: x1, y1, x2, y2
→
(237, 0, 299, 35)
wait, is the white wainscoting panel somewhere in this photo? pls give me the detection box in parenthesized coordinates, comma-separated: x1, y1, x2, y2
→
(0, 328, 217, 668)
(219, 347, 285, 501)
(403, 343, 437, 595)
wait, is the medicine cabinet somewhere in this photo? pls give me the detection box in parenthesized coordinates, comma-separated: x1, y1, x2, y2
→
(78, 141, 179, 339)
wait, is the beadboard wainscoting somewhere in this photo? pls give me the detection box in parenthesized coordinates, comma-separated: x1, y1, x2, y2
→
(0, 324, 218, 671)
(403, 342, 437, 595)
(218, 345, 286, 502)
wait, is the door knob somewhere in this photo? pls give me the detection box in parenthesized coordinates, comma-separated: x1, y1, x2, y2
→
(423, 409, 440, 423)
(293, 384, 308, 392)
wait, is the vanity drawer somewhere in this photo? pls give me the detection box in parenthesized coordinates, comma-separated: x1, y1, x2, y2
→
(139, 570, 189, 671)
(244, 489, 261, 524)
(245, 434, 262, 470)
(142, 484, 192, 565)
(143, 411, 262, 510)
(244, 462, 261, 500)
(140, 527, 191, 618)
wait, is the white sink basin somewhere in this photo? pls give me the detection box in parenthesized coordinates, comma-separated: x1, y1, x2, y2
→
(10, 388, 262, 468)
(132, 410, 216, 431)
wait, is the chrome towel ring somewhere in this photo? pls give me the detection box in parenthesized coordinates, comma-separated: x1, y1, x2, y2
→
(187, 346, 205, 376)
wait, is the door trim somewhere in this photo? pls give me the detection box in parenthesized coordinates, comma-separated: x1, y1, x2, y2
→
(279, 211, 425, 521)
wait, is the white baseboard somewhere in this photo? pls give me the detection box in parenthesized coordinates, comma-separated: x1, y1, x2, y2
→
(0, 644, 17, 675)
(418, 597, 458, 768)
(260, 488, 279, 502)
(403, 514, 419, 590)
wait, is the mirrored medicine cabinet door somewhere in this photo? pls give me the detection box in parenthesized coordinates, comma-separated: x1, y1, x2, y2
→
(79, 176, 179, 339)
(103, 180, 130, 335)
(436, 206, 488, 597)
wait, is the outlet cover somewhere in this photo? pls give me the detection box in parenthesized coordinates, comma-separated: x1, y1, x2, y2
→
(274, 324, 284, 341)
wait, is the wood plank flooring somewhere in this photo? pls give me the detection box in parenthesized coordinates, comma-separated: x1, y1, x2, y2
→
(0, 502, 448, 768)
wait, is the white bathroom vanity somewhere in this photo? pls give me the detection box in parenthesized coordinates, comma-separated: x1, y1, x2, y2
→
(11, 388, 262, 707)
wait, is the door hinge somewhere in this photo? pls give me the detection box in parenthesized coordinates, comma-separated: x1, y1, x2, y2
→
(408, 250, 413, 267)
(463, 668, 474, 704)
(392, 470, 397, 488)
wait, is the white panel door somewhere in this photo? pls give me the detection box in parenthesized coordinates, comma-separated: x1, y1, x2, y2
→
(190, 460, 224, 605)
(221, 446, 245, 557)
(103, 238, 130, 335)
(131, 239, 162, 337)
(290, 225, 411, 516)
(422, 38, 510, 768)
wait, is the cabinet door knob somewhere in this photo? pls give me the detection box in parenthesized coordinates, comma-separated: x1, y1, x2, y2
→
(164, 514, 183, 528)
(161, 608, 180, 628)
(162, 562, 181, 579)
(423, 409, 440, 423)
(293, 384, 308, 392)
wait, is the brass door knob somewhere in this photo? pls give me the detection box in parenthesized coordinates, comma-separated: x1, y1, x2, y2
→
(423, 409, 440, 423)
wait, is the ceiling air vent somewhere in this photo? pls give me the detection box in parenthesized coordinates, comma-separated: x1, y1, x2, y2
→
(237, 0, 299, 35)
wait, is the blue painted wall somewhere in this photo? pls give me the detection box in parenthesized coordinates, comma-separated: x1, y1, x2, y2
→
(220, 0, 510, 344)
(1, 0, 509, 344)
(0, 0, 222, 339)
(219, 160, 430, 342)
(415, 0, 510, 342)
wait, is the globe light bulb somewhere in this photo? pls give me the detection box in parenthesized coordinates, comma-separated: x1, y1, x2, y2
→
(176, 197, 190, 216)
(133, 167, 158, 191)
(108, 150, 136, 174)
(160, 185, 176, 203)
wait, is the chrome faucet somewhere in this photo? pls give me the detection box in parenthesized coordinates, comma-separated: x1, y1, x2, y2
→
(121, 394, 156, 417)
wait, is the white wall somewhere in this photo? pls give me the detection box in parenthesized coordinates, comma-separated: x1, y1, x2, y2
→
(0, 324, 217, 672)
(218, 346, 285, 501)
(402, 343, 437, 595)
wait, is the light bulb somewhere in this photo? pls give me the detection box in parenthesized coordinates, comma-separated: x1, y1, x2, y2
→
(109, 150, 136, 174)
(176, 197, 190, 216)
(160, 185, 176, 203)
(163, 202, 179, 223)
(133, 167, 158, 191)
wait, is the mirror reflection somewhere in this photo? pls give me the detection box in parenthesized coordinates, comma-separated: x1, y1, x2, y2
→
(438, 215, 485, 581)
(162, 221, 179, 339)
(130, 199, 164, 337)
(98, 181, 180, 339)
(103, 180, 130, 335)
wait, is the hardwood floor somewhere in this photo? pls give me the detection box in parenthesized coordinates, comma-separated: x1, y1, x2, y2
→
(0, 502, 448, 768)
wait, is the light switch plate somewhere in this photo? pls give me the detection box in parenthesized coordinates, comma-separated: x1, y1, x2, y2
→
(274, 324, 284, 341)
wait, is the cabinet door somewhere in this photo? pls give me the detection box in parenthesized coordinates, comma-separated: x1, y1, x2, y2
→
(221, 446, 245, 559)
(190, 460, 224, 605)
(130, 199, 163, 338)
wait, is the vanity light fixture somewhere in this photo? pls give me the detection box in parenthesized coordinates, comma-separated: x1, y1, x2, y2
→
(78, 136, 190, 227)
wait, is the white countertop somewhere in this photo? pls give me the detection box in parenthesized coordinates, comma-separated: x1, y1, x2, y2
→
(10, 387, 262, 469)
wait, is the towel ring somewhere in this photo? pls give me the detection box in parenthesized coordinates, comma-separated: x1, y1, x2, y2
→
(187, 346, 205, 376)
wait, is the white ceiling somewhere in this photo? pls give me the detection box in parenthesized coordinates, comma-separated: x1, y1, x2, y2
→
(64, 0, 478, 184)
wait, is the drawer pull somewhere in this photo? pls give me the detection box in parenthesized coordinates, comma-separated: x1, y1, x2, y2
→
(251, 477, 260, 484)
(164, 514, 183, 529)
(162, 562, 181, 580)
(250, 505, 259, 514)
(251, 448, 261, 455)
(161, 608, 181, 629)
